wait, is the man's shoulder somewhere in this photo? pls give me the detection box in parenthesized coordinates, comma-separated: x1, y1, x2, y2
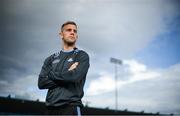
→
(75, 49, 89, 61)
(77, 49, 89, 57)
(44, 51, 60, 61)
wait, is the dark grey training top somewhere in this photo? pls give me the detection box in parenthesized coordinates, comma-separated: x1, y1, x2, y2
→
(38, 48, 89, 107)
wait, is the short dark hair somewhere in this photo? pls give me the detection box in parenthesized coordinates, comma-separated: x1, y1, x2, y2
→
(61, 21, 77, 32)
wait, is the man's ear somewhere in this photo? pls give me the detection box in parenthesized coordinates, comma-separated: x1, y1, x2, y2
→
(59, 32, 63, 38)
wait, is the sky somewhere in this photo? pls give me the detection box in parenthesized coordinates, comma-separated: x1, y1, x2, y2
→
(1, 0, 180, 114)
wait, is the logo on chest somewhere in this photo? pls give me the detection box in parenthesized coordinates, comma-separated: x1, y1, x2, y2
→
(67, 58, 73, 62)
(52, 59, 60, 64)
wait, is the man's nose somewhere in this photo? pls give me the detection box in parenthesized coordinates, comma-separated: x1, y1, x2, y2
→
(70, 32, 74, 35)
(70, 31, 75, 35)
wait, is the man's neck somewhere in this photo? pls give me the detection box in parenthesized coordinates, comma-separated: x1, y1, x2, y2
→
(63, 44, 76, 51)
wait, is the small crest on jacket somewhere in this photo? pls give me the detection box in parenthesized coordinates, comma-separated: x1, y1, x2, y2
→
(52, 59, 60, 64)
(67, 58, 73, 62)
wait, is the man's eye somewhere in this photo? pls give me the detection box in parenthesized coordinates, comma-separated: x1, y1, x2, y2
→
(67, 29, 71, 32)
(74, 30, 77, 33)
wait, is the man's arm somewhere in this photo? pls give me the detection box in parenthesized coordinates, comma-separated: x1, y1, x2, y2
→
(48, 51, 89, 83)
(38, 56, 58, 89)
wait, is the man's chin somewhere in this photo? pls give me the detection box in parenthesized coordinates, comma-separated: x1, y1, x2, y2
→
(66, 41, 76, 46)
(63, 39, 76, 46)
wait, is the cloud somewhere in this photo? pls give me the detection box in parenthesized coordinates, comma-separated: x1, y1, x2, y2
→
(86, 72, 115, 96)
(84, 60, 180, 114)
(77, 0, 178, 57)
(86, 59, 160, 96)
(0, 74, 46, 101)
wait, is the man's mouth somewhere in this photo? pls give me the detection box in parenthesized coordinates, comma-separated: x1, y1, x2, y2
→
(69, 36, 75, 39)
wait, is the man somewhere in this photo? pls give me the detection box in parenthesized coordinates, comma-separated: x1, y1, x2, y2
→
(38, 21, 90, 115)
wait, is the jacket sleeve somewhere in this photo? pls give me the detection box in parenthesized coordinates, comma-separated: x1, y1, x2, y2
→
(48, 52, 90, 83)
(38, 56, 58, 89)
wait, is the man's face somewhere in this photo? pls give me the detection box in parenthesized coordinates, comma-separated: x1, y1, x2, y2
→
(60, 24, 78, 46)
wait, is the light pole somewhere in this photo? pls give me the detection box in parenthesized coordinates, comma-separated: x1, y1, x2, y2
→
(110, 57, 122, 111)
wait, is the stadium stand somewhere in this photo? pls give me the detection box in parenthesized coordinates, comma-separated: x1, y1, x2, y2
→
(0, 96, 171, 115)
